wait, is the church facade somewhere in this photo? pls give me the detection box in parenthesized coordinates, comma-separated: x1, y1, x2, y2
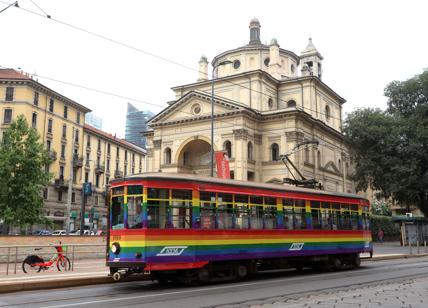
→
(145, 18, 354, 193)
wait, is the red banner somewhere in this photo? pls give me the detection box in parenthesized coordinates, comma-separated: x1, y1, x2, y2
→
(215, 151, 230, 179)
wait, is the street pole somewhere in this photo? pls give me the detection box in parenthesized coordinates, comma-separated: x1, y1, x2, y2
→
(65, 128, 75, 234)
(210, 60, 232, 177)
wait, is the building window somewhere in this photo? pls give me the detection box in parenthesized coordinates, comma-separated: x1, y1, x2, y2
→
(317, 151, 321, 168)
(291, 64, 295, 73)
(287, 100, 296, 108)
(33, 92, 39, 106)
(264, 57, 270, 66)
(71, 192, 76, 203)
(107, 143, 111, 154)
(223, 140, 232, 158)
(132, 153, 135, 163)
(95, 174, 100, 187)
(95, 195, 99, 206)
(75, 129, 79, 143)
(107, 159, 110, 171)
(62, 125, 67, 138)
(47, 140, 51, 151)
(58, 191, 62, 202)
(115, 161, 119, 170)
(132, 167, 135, 174)
(325, 105, 331, 122)
(60, 166, 64, 178)
(49, 98, 54, 112)
(125, 150, 128, 161)
(43, 188, 48, 200)
(84, 172, 89, 183)
(247, 142, 253, 160)
(86, 135, 90, 147)
(3, 109, 12, 124)
(271, 143, 279, 161)
(116, 147, 119, 158)
(233, 60, 241, 69)
(268, 98, 274, 110)
(106, 176, 109, 184)
(31, 113, 37, 128)
(5, 87, 14, 101)
(47, 119, 53, 133)
(63, 106, 68, 119)
(164, 147, 171, 164)
(76, 112, 80, 124)
(61, 144, 66, 158)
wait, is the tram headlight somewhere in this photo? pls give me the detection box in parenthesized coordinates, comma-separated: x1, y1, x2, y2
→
(111, 242, 121, 255)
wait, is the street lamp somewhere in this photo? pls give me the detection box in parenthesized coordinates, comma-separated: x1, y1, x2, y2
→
(211, 60, 232, 177)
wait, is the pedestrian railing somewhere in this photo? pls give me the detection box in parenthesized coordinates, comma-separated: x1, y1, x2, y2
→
(0, 243, 106, 275)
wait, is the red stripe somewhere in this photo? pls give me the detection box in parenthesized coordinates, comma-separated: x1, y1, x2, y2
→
(145, 261, 208, 271)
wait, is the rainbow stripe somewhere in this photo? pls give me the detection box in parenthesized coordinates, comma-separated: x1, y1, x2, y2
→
(108, 229, 372, 266)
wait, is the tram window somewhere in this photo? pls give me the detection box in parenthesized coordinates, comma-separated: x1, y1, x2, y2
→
(111, 196, 125, 230)
(351, 204, 358, 211)
(264, 197, 277, 205)
(342, 210, 352, 230)
(295, 199, 306, 208)
(171, 189, 193, 229)
(283, 207, 294, 230)
(217, 193, 233, 229)
(250, 206, 263, 229)
(282, 198, 294, 207)
(350, 211, 359, 230)
(127, 185, 142, 195)
(293, 207, 306, 229)
(311, 201, 320, 209)
(332, 203, 340, 210)
(147, 188, 169, 228)
(235, 194, 249, 229)
(321, 202, 330, 209)
(362, 213, 370, 230)
(331, 211, 339, 230)
(200, 192, 216, 229)
(112, 186, 124, 196)
(127, 196, 143, 229)
(250, 195, 263, 205)
(264, 205, 277, 229)
(341, 203, 350, 210)
(311, 209, 321, 229)
(320, 208, 331, 230)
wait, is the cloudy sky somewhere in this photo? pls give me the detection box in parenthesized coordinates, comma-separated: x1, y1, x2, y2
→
(1, 0, 427, 137)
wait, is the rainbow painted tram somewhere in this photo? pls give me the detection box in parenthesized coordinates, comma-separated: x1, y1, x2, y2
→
(107, 173, 372, 283)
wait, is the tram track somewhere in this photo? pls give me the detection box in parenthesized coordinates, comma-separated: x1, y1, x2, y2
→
(1, 257, 428, 308)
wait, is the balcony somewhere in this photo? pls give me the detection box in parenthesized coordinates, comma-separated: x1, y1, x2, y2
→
(95, 164, 105, 174)
(73, 155, 84, 168)
(114, 170, 123, 178)
(54, 176, 68, 190)
(48, 150, 57, 162)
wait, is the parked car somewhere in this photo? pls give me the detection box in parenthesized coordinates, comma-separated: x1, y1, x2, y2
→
(51, 229, 67, 236)
(32, 230, 52, 236)
(69, 230, 94, 235)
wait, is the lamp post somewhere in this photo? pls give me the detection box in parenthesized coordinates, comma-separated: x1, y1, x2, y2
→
(211, 60, 232, 177)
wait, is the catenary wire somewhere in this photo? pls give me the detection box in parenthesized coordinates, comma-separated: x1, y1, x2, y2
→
(1, 1, 346, 123)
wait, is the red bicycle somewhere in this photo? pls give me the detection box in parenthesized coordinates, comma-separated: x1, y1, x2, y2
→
(22, 243, 71, 273)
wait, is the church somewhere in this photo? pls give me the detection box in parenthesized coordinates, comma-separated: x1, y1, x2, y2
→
(144, 18, 354, 193)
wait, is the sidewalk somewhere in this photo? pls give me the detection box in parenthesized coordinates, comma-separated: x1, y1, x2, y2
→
(1, 242, 427, 293)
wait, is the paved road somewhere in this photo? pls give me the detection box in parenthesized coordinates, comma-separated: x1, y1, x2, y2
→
(1, 257, 428, 308)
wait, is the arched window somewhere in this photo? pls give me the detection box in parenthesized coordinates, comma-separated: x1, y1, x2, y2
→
(247, 141, 253, 160)
(164, 147, 171, 165)
(338, 159, 342, 171)
(271, 143, 279, 161)
(325, 105, 331, 121)
(223, 140, 232, 158)
(287, 100, 296, 108)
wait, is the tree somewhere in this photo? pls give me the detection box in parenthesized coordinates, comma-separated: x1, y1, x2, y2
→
(0, 115, 52, 232)
(344, 70, 428, 216)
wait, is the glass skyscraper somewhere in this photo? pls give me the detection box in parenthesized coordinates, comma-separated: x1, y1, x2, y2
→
(125, 103, 154, 149)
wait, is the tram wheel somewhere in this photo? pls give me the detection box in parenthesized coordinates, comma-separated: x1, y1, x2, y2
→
(235, 264, 248, 280)
(197, 268, 210, 283)
(331, 257, 342, 271)
(351, 255, 361, 269)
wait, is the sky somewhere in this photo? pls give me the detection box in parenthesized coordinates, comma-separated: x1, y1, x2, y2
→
(1, 0, 427, 137)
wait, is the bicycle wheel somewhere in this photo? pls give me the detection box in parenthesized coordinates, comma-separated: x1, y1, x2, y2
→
(22, 257, 42, 273)
(57, 256, 71, 271)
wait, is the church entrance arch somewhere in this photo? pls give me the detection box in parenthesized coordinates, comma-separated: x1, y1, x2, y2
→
(176, 137, 214, 176)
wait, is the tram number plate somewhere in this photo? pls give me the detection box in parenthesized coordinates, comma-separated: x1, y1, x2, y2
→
(156, 246, 188, 256)
(289, 243, 304, 251)
(112, 236, 121, 241)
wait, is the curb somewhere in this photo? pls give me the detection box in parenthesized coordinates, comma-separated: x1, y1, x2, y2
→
(2, 253, 428, 294)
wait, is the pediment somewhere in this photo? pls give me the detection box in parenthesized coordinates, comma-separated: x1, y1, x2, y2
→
(149, 91, 245, 125)
(324, 161, 341, 174)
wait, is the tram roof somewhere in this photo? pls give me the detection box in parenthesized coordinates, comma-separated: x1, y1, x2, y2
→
(113, 172, 368, 202)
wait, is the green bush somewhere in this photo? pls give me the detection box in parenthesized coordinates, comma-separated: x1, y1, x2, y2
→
(370, 215, 400, 241)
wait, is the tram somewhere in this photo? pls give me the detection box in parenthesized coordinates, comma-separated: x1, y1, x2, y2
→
(107, 173, 372, 283)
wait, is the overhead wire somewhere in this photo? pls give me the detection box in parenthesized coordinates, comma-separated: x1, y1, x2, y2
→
(0, 2, 350, 156)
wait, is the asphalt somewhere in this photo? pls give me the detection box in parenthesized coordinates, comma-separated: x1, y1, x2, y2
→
(1, 242, 427, 294)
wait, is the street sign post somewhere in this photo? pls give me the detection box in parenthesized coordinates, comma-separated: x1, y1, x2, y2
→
(80, 182, 92, 235)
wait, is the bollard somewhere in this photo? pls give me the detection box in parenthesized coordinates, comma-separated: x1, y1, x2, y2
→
(409, 241, 412, 255)
(425, 241, 427, 254)
(71, 245, 75, 271)
(14, 246, 18, 274)
(6, 247, 10, 276)
(417, 240, 420, 254)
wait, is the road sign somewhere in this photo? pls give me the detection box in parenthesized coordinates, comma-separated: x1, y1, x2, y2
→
(83, 182, 92, 196)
